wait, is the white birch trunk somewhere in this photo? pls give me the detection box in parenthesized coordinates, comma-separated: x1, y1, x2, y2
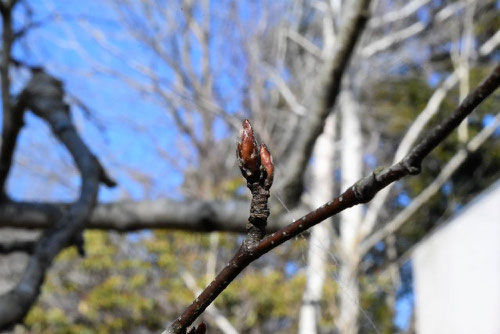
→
(338, 89, 364, 334)
(298, 114, 337, 334)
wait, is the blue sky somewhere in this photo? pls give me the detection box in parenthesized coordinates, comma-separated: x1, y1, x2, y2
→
(9, 1, 194, 201)
(8, 0, 288, 203)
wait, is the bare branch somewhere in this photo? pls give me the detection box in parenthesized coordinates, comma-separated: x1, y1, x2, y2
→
(166, 120, 275, 333)
(361, 72, 458, 236)
(285, 29, 323, 59)
(479, 30, 500, 56)
(267, 68, 307, 116)
(360, 111, 500, 255)
(361, 1, 468, 58)
(180, 270, 239, 334)
(0, 239, 35, 254)
(278, 0, 372, 206)
(0, 199, 306, 233)
(164, 65, 499, 333)
(361, 21, 427, 58)
(369, 0, 431, 28)
(0, 70, 114, 329)
(361, 31, 500, 238)
(0, 0, 17, 197)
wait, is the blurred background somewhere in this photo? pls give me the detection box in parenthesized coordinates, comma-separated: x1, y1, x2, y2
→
(0, 0, 499, 333)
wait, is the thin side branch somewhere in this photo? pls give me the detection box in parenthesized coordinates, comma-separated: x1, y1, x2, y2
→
(164, 65, 500, 333)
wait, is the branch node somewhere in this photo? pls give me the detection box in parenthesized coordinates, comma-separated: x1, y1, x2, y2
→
(402, 157, 421, 175)
(352, 172, 378, 203)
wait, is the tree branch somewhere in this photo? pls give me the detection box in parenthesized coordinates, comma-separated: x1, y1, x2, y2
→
(278, 0, 372, 206)
(166, 120, 275, 334)
(361, 1, 467, 58)
(0, 70, 115, 329)
(0, 0, 18, 197)
(360, 111, 500, 255)
(360, 72, 458, 236)
(369, 0, 430, 29)
(180, 270, 239, 334)
(164, 65, 499, 333)
(0, 239, 35, 254)
(0, 198, 307, 233)
(361, 32, 499, 238)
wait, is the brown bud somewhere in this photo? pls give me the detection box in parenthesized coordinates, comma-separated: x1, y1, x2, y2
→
(237, 119, 260, 177)
(259, 143, 274, 187)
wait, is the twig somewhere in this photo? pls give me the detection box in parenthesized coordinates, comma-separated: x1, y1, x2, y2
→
(180, 270, 239, 334)
(237, 120, 274, 249)
(360, 111, 500, 254)
(361, 71, 459, 236)
(164, 64, 499, 333)
(369, 0, 430, 28)
(361, 33, 500, 237)
(165, 120, 274, 334)
(361, 1, 467, 58)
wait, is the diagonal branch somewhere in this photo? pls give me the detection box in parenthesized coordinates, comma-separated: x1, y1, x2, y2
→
(360, 72, 458, 236)
(361, 33, 500, 238)
(164, 65, 499, 333)
(361, 1, 468, 58)
(180, 270, 239, 334)
(0, 70, 115, 329)
(360, 111, 500, 255)
(369, 0, 431, 28)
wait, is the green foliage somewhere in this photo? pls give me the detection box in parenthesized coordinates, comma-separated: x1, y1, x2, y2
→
(23, 231, 163, 334)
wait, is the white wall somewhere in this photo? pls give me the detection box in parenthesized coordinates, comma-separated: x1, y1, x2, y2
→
(413, 180, 500, 334)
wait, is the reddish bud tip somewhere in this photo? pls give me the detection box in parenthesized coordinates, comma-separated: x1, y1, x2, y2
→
(238, 119, 260, 176)
(259, 143, 274, 186)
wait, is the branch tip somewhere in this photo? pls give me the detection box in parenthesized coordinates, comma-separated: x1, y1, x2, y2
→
(259, 143, 274, 188)
(237, 119, 260, 179)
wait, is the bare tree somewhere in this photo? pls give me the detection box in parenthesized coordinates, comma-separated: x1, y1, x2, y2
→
(0, 0, 498, 332)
